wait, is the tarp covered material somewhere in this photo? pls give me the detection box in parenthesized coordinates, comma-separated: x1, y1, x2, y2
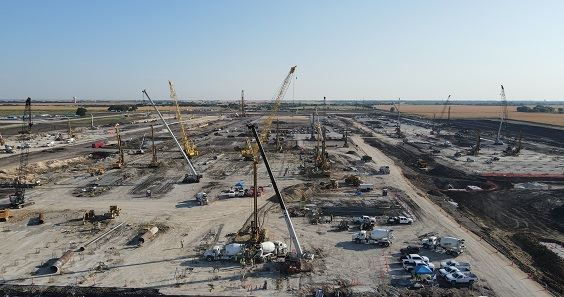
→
(235, 181, 245, 188)
(414, 265, 433, 275)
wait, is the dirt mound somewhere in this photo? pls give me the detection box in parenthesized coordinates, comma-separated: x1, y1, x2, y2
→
(512, 233, 564, 295)
(277, 182, 320, 203)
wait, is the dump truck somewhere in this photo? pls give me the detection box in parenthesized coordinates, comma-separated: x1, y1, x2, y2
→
(352, 228, 393, 247)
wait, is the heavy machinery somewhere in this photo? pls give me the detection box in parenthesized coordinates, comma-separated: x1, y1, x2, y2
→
(149, 125, 159, 167)
(169, 80, 198, 158)
(503, 130, 522, 156)
(495, 85, 508, 145)
(431, 94, 452, 136)
(9, 97, 34, 208)
(248, 123, 313, 273)
(240, 89, 246, 117)
(113, 125, 125, 169)
(391, 98, 404, 138)
(468, 129, 480, 156)
(134, 133, 146, 154)
(240, 66, 296, 159)
(143, 90, 201, 183)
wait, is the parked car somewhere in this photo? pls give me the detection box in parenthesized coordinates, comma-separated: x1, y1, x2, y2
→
(444, 272, 477, 285)
(387, 216, 414, 225)
(440, 259, 471, 269)
(438, 265, 461, 277)
(400, 245, 421, 255)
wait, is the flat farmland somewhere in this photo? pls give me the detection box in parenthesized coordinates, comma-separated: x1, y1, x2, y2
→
(374, 104, 564, 126)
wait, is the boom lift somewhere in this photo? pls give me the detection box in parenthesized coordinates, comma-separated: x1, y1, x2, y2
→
(143, 90, 201, 183)
(169, 81, 198, 158)
(9, 97, 34, 208)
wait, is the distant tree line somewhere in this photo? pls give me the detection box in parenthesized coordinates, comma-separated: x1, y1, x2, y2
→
(516, 105, 563, 113)
(108, 105, 138, 112)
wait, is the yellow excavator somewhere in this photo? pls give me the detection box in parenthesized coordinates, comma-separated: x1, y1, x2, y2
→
(240, 66, 297, 160)
(169, 80, 198, 158)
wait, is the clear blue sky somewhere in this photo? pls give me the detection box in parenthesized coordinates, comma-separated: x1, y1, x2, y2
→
(1, 0, 563, 101)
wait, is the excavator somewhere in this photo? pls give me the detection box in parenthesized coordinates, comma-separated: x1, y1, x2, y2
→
(169, 81, 198, 158)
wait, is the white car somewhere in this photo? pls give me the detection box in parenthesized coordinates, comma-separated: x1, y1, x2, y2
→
(403, 259, 435, 271)
(401, 254, 430, 263)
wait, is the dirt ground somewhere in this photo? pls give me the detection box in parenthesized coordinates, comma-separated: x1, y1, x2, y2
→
(0, 112, 558, 296)
(373, 104, 564, 126)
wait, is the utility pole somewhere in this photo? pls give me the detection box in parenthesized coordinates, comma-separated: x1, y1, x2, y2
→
(323, 96, 327, 115)
(241, 90, 246, 117)
(90, 114, 95, 130)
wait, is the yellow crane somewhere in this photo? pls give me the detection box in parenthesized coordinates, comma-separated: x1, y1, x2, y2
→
(240, 66, 297, 159)
(169, 80, 198, 158)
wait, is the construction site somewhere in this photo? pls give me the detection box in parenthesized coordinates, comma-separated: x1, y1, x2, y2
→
(0, 68, 563, 297)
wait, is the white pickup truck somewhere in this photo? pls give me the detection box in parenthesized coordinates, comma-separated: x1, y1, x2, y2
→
(401, 254, 435, 271)
(438, 265, 466, 277)
(353, 215, 376, 225)
(440, 259, 471, 269)
(387, 216, 413, 225)
(444, 271, 478, 285)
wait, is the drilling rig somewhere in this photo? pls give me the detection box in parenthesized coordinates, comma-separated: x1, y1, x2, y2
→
(169, 80, 198, 158)
(9, 97, 34, 208)
(240, 66, 297, 243)
(113, 124, 125, 169)
(149, 125, 159, 167)
(495, 85, 508, 145)
(431, 94, 452, 136)
(240, 90, 246, 117)
(240, 66, 297, 159)
(143, 90, 201, 183)
(248, 123, 313, 272)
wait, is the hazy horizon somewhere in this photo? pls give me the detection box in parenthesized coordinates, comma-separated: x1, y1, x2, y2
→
(1, 1, 563, 101)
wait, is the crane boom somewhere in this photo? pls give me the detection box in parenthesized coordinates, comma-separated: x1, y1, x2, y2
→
(142, 90, 200, 183)
(255, 66, 297, 154)
(169, 80, 198, 158)
(248, 123, 303, 257)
